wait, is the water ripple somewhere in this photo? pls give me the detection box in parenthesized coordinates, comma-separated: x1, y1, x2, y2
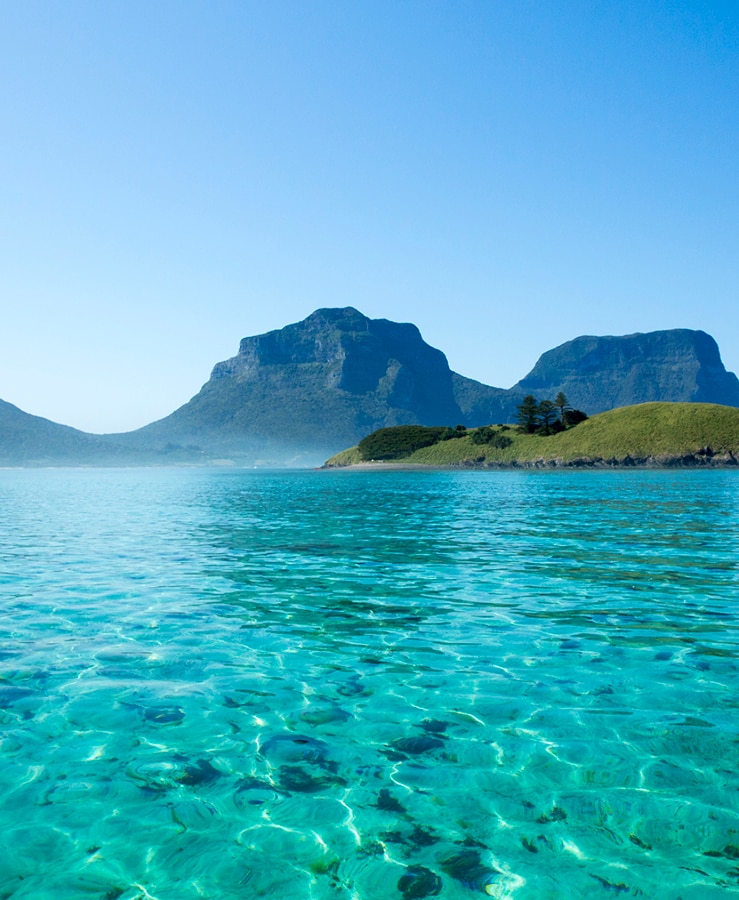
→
(0, 468, 738, 898)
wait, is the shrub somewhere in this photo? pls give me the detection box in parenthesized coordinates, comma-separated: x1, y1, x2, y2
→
(564, 409, 588, 426)
(471, 427, 513, 448)
(358, 426, 455, 460)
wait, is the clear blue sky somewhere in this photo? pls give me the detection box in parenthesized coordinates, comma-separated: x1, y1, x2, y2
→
(1, 1, 737, 433)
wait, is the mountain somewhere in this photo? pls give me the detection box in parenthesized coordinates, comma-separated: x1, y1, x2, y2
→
(2, 310, 738, 466)
(121, 307, 464, 465)
(0, 397, 212, 466)
(513, 329, 739, 413)
(98, 312, 739, 466)
(0, 398, 129, 465)
(452, 329, 739, 424)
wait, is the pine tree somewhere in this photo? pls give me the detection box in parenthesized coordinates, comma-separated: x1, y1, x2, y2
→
(537, 399, 557, 435)
(516, 395, 540, 433)
(554, 391, 570, 425)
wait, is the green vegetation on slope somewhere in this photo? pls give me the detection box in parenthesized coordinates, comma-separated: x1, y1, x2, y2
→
(357, 425, 464, 460)
(325, 403, 739, 467)
(526, 402, 739, 461)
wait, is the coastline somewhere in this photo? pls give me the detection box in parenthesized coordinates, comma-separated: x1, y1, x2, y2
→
(324, 451, 739, 471)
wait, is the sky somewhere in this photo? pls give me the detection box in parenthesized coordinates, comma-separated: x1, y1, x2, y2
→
(1, 1, 737, 433)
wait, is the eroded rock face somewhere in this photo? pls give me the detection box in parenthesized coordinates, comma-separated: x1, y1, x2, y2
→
(136, 307, 465, 462)
(514, 329, 739, 413)
(210, 307, 461, 423)
(124, 315, 739, 465)
(2, 311, 737, 467)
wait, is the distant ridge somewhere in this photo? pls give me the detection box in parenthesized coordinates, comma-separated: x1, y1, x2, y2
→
(516, 329, 739, 411)
(2, 309, 738, 466)
(0, 398, 128, 466)
(453, 329, 739, 425)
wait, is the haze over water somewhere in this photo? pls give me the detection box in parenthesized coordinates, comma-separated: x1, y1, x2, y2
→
(0, 468, 737, 898)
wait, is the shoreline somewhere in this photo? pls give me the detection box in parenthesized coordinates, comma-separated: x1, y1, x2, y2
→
(324, 452, 739, 471)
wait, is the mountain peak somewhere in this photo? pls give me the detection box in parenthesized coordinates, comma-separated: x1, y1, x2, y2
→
(141, 307, 461, 462)
(303, 306, 369, 330)
(515, 328, 739, 411)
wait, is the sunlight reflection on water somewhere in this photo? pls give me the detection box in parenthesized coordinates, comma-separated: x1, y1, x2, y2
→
(0, 468, 737, 898)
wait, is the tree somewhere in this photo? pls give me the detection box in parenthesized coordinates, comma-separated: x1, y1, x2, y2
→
(537, 399, 558, 435)
(516, 395, 540, 433)
(554, 391, 570, 425)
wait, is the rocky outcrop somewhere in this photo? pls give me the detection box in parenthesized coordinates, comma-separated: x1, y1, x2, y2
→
(128, 307, 466, 465)
(513, 329, 739, 413)
(210, 307, 461, 424)
(2, 311, 738, 466)
(473, 452, 739, 469)
(124, 314, 739, 465)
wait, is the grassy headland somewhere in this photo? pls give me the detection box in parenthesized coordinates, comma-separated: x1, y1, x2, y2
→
(324, 402, 739, 468)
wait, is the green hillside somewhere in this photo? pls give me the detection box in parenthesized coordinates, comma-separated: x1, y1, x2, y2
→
(0, 398, 134, 466)
(325, 402, 739, 468)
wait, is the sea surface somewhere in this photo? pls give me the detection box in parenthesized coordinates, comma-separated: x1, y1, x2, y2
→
(0, 468, 737, 899)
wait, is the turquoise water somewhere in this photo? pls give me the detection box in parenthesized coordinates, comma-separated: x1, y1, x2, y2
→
(0, 468, 738, 899)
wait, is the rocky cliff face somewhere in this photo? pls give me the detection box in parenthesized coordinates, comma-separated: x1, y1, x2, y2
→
(132, 307, 465, 464)
(130, 314, 739, 465)
(3, 312, 737, 466)
(514, 329, 739, 413)
(210, 307, 461, 424)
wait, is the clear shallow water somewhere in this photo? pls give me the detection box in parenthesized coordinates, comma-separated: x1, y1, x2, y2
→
(0, 467, 738, 899)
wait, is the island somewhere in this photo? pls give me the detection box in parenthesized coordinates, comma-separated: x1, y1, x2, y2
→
(323, 402, 739, 469)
